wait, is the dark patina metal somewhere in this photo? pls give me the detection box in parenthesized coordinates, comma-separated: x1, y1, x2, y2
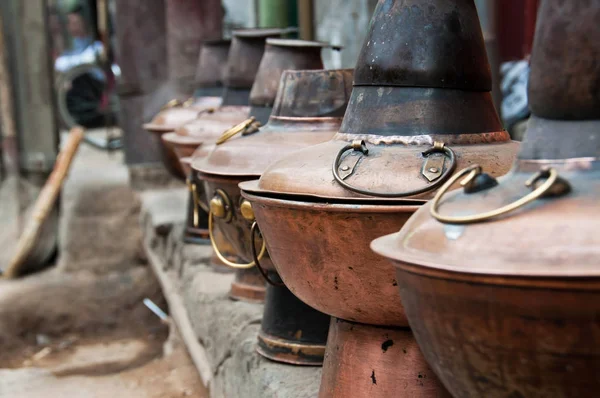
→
(372, 2, 600, 397)
(193, 69, 353, 363)
(239, 0, 519, 396)
(145, 28, 286, 180)
(258, 271, 330, 366)
(194, 39, 231, 97)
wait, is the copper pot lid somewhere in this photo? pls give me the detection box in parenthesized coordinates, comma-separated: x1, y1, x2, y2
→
(162, 115, 249, 149)
(241, 0, 518, 203)
(193, 69, 353, 178)
(143, 97, 225, 133)
(372, 0, 600, 278)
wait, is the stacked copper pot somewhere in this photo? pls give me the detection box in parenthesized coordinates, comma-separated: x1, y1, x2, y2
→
(240, 0, 520, 396)
(184, 38, 338, 296)
(193, 68, 353, 364)
(143, 39, 229, 180)
(147, 28, 286, 249)
(372, 1, 600, 396)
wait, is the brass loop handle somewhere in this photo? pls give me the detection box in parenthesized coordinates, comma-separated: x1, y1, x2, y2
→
(208, 212, 267, 269)
(216, 117, 260, 145)
(251, 222, 284, 287)
(197, 107, 216, 117)
(187, 178, 209, 227)
(332, 140, 457, 198)
(161, 97, 194, 111)
(430, 165, 568, 225)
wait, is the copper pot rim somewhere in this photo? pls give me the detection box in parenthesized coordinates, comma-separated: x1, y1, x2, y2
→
(268, 115, 344, 124)
(143, 123, 177, 133)
(241, 187, 424, 212)
(162, 132, 205, 148)
(378, 244, 600, 291)
(240, 179, 430, 206)
(232, 27, 296, 38)
(196, 172, 255, 184)
(266, 38, 341, 49)
(180, 156, 192, 166)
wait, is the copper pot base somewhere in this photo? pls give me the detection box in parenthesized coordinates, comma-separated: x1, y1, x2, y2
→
(257, 332, 326, 366)
(319, 319, 450, 398)
(229, 267, 266, 303)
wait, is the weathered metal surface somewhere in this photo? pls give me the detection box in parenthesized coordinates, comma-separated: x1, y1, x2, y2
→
(372, 1, 600, 397)
(224, 28, 291, 89)
(249, 39, 329, 107)
(319, 319, 450, 398)
(239, 0, 517, 395)
(242, 192, 418, 326)
(257, 271, 330, 366)
(195, 39, 231, 90)
(353, 0, 490, 90)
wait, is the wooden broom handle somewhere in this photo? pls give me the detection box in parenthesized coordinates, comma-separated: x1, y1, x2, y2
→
(4, 127, 84, 278)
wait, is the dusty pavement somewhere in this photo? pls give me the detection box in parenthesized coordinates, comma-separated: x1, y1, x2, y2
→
(0, 267, 208, 398)
(0, 131, 208, 397)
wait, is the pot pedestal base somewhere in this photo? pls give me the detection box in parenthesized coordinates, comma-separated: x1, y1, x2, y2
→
(257, 271, 329, 365)
(229, 267, 266, 303)
(319, 319, 450, 398)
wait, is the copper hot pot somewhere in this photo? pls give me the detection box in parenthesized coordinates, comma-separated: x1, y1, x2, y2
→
(372, 1, 600, 397)
(194, 69, 353, 365)
(143, 39, 231, 180)
(240, 0, 519, 396)
(184, 38, 339, 302)
(158, 28, 288, 244)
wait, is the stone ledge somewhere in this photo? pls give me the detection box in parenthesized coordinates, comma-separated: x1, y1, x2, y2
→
(141, 189, 321, 398)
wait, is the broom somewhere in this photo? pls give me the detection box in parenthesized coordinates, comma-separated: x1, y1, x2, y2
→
(4, 127, 84, 278)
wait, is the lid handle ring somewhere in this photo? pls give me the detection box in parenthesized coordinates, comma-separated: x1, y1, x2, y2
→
(430, 165, 571, 225)
(332, 140, 457, 198)
(251, 222, 285, 287)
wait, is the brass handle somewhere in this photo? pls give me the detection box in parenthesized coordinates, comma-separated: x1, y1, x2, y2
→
(216, 117, 260, 145)
(332, 140, 457, 198)
(430, 165, 571, 225)
(208, 210, 267, 270)
(187, 178, 209, 227)
(161, 97, 194, 111)
(251, 222, 284, 287)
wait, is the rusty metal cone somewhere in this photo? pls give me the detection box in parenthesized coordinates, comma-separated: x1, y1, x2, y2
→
(372, 1, 600, 397)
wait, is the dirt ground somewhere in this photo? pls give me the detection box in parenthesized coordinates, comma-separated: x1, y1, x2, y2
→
(0, 267, 208, 398)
